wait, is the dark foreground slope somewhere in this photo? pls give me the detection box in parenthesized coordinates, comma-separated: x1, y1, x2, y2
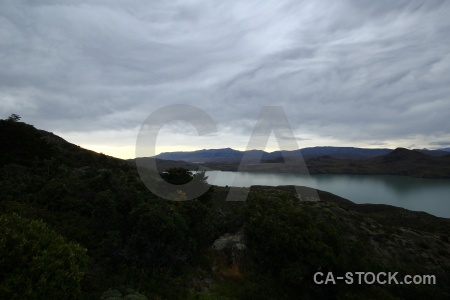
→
(207, 186, 450, 299)
(1, 118, 449, 299)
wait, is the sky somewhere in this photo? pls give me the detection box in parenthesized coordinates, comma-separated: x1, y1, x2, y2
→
(1, 0, 450, 159)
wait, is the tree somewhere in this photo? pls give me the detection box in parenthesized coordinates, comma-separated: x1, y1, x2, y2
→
(7, 114, 21, 122)
(0, 213, 88, 299)
(244, 192, 338, 285)
(160, 167, 195, 185)
(160, 168, 212, 202)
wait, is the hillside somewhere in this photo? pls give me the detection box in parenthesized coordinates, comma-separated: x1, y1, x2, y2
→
(306, 148, 450, 178)
(0, 119, 127, 170)
(1, 118, 449, 299)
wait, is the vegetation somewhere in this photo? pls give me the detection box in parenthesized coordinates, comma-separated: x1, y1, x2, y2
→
(0, 117, 449, 299)
(0, 213, 88, 299)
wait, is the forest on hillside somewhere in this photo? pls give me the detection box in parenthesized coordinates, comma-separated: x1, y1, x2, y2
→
(1, 117, 449, 299)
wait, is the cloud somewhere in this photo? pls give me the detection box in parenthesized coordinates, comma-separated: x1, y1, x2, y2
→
(430, 141, 450, 146)
(368, 141, 388, 146)
(1, 0, 450, 157)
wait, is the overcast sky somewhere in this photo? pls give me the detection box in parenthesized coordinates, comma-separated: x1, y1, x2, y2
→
(1, 0, 450, 158)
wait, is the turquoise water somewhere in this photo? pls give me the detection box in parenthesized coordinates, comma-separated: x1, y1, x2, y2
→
(202, 171, 450, 218)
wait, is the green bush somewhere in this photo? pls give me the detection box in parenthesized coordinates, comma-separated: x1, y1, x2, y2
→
(0, 213, 88, 299)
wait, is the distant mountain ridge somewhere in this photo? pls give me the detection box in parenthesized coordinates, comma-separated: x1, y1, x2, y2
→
(3, 119, 448, 179)
(153, 146, 450, 178)
(155, 147, 244, 163)
(154, 146, 449, 163)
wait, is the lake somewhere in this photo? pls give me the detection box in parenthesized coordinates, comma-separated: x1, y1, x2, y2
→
(201, 171, 450, 218)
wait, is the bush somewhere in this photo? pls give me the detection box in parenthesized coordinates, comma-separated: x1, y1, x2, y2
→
(0, 213, 88, 299)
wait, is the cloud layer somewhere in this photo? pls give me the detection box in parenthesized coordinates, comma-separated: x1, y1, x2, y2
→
(1, 0, 450, 158)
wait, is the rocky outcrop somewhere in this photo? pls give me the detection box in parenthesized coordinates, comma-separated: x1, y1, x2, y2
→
(212, 230, 247, 278)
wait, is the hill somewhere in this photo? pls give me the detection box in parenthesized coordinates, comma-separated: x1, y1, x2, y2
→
(0, 119, 127, 169)
(1, 118, 449, 299)
(154, 146, 450, 164)
(416, 148, 450, 156)
(155, 147, 245, 163)
(307, 148, 450, 178)
(201, 147, 450, 178)
(299, 146, 393, 160)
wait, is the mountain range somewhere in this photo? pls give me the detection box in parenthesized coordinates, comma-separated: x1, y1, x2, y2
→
(152, 146, 450, 178)
(1, 119, 449, 179)
(154, 146, 450, 163)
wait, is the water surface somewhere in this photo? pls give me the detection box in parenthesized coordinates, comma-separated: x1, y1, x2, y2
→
(202, 171, 450, 218)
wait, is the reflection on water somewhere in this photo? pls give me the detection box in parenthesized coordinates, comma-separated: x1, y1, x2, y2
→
(203, 171, 450, 218)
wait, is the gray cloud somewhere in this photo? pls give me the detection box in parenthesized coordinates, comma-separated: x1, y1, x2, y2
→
(430, 141, 450, 146)
(1, 0, 450, 157)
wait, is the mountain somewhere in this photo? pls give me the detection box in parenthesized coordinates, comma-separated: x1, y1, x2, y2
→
(306, 148, 450, 178)
(154, 146, 395, 163)
(378, 147, 429, 163)
(154, 146, 450, 166)
(199, 147, 450, 178)
(416, 148, 450, 156)
(438, 147, 450, 152)
(298, 146, 393, 160)
(155, 147, 245, 163)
